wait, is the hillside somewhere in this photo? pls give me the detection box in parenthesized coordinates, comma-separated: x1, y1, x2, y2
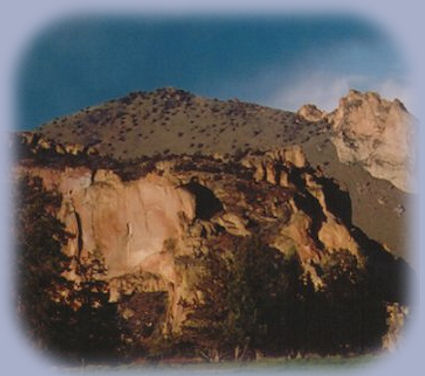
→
(20, 88, 413, 260)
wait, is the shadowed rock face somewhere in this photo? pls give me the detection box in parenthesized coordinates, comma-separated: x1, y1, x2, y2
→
(182, 178, 223, 220)
(328, 90, 415, 193)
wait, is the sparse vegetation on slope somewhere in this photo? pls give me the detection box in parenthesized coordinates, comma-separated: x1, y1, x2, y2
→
(16, 88, 411, 259)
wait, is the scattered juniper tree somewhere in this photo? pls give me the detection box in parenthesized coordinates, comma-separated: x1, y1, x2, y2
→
(14, 175, 122, 364)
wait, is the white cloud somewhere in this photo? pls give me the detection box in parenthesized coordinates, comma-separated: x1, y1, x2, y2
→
(267, 74, 412, 113)
(376, 79, 413, 111)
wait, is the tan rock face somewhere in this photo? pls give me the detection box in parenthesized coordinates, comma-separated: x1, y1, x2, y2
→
(297, 104, 325, 122)
(19, 166, 196, 280)
(327, 90, 415, 192)
(15, 147, 381, 330)
(276, 209, 320, 262)
(18, 147, 364, 271)
(303, 174, 359, 258)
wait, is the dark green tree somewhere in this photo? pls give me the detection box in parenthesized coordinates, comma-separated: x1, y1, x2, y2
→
(15, 175, 73, 349)
(182, 236, 306, 360)
(14, 175, 122, 364)
(308, 251, 388, 355)
(182, 239, 255, 361)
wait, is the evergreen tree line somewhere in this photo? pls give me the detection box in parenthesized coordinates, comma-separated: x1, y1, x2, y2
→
(181, 237, 388, 360)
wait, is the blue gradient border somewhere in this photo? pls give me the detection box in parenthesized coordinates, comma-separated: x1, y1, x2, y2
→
(1, 1, 423, 375)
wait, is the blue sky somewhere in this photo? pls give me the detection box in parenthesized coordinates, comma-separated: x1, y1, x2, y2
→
(16, 15, 408, 130)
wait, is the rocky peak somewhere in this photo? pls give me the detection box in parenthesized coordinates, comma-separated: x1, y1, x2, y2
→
(327, 90, 415, 192)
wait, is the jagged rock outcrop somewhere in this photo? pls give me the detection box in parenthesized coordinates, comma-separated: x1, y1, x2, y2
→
(16, 146, 391, 334)
(14, 131, 95, 157)
(327, 90, 415, 192)
(297, 104, 325, 122)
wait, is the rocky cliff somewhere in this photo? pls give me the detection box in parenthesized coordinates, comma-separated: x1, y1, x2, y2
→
(327, 90, 415, 193)
(15, 140, 409, 358)
(13, 89, 412, 362)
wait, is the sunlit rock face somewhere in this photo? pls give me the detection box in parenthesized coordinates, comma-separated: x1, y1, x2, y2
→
(297, 104, 325, 122)
(17, 146, 366, 286)
(328, 90, 415, 192)
(17, 166, 196, 279)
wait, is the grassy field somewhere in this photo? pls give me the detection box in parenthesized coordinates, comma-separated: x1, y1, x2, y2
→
(58, 353, 383, 374)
